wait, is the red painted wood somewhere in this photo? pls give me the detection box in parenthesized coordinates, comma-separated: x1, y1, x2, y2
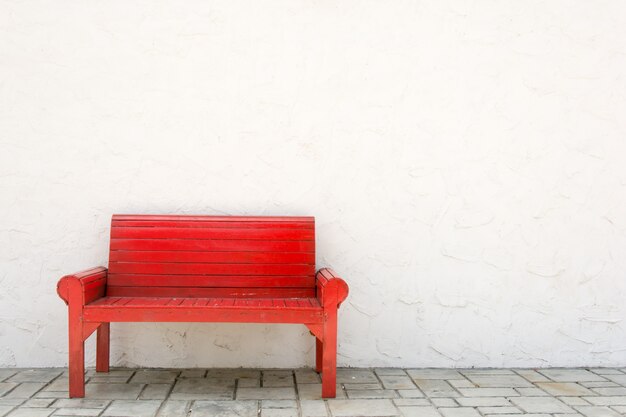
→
(88, 296, 321, 309)
(83, 305, 324, 323)
(106, 286, 315, 298)
(316, 338, 323, 373)
(110, 238, 314, 252)
(108, 274, 314, 288)
(112, 220, 314, 229)
(112, 214, 314, 222)
(57, 214, 348, 399)
(109, 250, 314, 264)
(111, 226, 314, 240)
(108, 262, 315, 276)
(96, 323, 109, 372)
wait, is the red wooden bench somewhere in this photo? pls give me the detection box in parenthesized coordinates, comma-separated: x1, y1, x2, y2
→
(57, 214, 348, 398)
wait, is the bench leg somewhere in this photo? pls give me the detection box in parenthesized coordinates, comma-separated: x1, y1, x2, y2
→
(96, 323, 110, 373)
(315, 338, 323, 373)
(321, 310, 337, 398)
(68, 319, 85, 398)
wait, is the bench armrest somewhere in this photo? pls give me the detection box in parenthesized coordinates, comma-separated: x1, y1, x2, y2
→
(57, 267, 107, 306)
(316, 268, 349, 308)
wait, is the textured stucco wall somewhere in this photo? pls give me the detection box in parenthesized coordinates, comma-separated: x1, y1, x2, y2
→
(1, 0, 626, 368)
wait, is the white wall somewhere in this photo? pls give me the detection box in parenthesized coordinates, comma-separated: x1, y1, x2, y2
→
(1, 0, 626, 369)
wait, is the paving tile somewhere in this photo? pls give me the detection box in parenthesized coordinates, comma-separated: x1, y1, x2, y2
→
(88, 375, 131, 384)
(605, 374, 626, 385)
(0, 384, 18, 397)
(238, 378, 260, 387)
(515, 388, 550, 396)
(206, 369, 259, 379)
(510, 396, 575, 413)
(397, 389, 424, 398)
(477, 407, 522, 414)
(7, 370, 62, 384)
(398, 406, 441, 417)
(465, 375, 533, 388)
(461, 369, 516, 375)
(51, 399, 110, 409)
(413, 380, 459, 397)
(539, 370, 607, 382)
(438, 408, 481, 417)
(130, 371, 179, 384)
(236, 387, 296, 400)
(393, 398, 430, 406)
(582, 396, 626, 406)
(458, 388, 518, 397)
(342, 383, 382, 390)
(297, 384, 346, 400)
(456, 397, 510, 407)
(294, 370, 320, 384)
(346, 389, 397, 399)
(375, 368, 408, 376)
(590, 386, 626, 395)
(102, 400, 162, 417)
(336, 370, 378, 384)
(0, 406, 14, 417)
(156, 400, 188, 417)
(4, 383, 46, 399)
(588, 368, 623, 375)
(535, 382, 593, 396)
(6, 409, 53, 417)
(140, 384, 173, 400)
(263, 374, 294, 388)
(573, 406, 622, 417)
(515, 370, 550, 383)
(558, 396, 591, 406)
(300, 400, 328, 417)
(261, 400, 297, 408)
(179, 370, 205, 378)
(43, 379, 69, 392)
(190, 400, 257, 417)
(84, 383, 144, 400)
(33, 391, 68, 399)
(327, 399, 398, 416)
(261, 409, 297, 417)
(431, 398, 457, 407)
(170, 379, 234, 400)
(580, 381, 619, 388)
(53, 408, 102, 416)
(0, 371, 17, 382)
(0, 400, 23, 407)
(406, 369, 463, 380)
(448, 379, 475, 388)
(484, 415, 550, 417)
(379, 375, 416, 389)
(20, 399, 53, 408)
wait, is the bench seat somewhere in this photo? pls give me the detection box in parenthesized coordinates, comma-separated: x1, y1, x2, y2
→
(57, 214, 348, 399)
(84, 296, 324, 323)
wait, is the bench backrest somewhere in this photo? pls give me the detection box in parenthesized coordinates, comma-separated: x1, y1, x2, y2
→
(107, 215, 316, 298)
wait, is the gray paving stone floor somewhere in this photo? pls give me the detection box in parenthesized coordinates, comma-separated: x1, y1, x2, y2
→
(1, 367, 626, 416)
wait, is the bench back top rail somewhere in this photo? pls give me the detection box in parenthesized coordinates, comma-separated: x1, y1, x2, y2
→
(107, 215, 316, 298)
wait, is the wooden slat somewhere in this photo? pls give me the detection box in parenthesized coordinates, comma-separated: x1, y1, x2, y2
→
(83, 305, 324, 324)
(109, 250, 314, 265)
(108, 274, 314, 288)
(110, 239, 314, 252)
(111, 227, 314, 241)
(108, 262, 314, 276)
(112, 215, 314, 222)
(112, 220, 314, 229)
(106, 286, 316, 298)
(87, 296, 321, 309)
